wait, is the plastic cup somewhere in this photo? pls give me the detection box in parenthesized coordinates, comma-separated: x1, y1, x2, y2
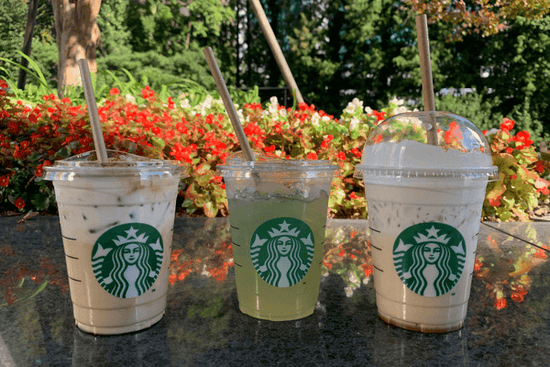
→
(355, 111, 498, 333)
(218, 155, 338, 321)
(44, 150, 185, 335)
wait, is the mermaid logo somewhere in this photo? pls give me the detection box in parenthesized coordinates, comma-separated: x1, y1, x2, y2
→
(91, 223, 163, 298)
(393, 222, 466, 297)
(250, 218, 315, 288)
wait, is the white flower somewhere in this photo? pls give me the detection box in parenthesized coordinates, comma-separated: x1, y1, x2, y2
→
(321, 115, 331, 122)
(268, 96, 279, 115)
(349, 116, 360, 130)
(279, 108, 287, 117)
(345, 98, 364, 114)
(365, 106, 373, 115)
(393, 106, 409, 115)
(237, 109, 245, 124)
(485, 128, 499, 136)
(389, 96, 405, 106)
(125, 94, 136, 103)
(311, 112, 320, 126)
(180, 99, 191, 109)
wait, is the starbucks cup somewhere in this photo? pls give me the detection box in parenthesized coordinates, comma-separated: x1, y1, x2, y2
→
(44, 150, 185, 335)
(355, 111, 498, 333)
(218, 155, 338, 321)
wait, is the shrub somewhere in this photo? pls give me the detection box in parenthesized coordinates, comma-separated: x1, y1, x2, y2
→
(483, 118, 549, 221)
(1, 80, 548, 221)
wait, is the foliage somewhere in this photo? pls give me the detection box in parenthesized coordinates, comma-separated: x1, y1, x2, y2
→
(434, 90, 504, 133)
(1, 81, 548, 221)
(0, 0, 27, 80)
(4, 0, 549, 143)
(483, 118, 549, 221)
(404, 0, 550, 41)
(441, 15, 550, 147)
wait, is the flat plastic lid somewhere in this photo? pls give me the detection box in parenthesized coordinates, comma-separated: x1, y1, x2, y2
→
(355, 111, 498, 181)
(43, 150, 186, 181)
(217, 151, 339, 179)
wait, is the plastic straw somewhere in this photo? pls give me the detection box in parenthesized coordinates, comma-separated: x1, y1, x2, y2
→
(203, 47, 255, 162)
(77, 58, 108, 162)
(249, 0, 304, 104)
(415, 14, 438, 146)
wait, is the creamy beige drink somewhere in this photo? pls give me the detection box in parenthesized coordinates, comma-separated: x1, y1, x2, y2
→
(356, 112, 497, 332)
(219, 156, 337, 321)
(44, 150, 183, 335)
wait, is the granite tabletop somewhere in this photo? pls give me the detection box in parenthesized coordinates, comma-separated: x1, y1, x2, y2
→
(0, 216, 549, 367)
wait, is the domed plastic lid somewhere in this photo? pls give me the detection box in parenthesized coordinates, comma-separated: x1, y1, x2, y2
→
(43, 150, 186, 181)
(217, 151, 339, 179)
(355, 111, 498, 181)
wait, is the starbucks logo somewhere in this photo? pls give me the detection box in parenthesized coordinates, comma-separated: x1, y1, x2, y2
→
(393, 222, 466, 297)
(91, 223, 163, 298)
(250, 218, 315, 288)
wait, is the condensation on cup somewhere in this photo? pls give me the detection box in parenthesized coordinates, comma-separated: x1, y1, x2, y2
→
(217, 152, 338, 321)
(44, 150, 185, 335)
(355, 111, 498, 333)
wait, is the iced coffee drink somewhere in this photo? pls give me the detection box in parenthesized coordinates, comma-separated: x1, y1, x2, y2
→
(355, 112, 497, 332)
(44, 150, 184, 335)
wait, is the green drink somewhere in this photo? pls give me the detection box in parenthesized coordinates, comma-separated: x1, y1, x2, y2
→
(219, 157, 337, 321)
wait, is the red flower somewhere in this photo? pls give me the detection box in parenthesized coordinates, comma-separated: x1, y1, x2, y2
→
(110, 87, 120, 96)
(361, 264, 373, 277)
(263, 145, 276, 153)
(488, 196, 501, 207)
(351, 148, 362, 158)
(337, 152, 346, 160)
(534, 161, 545, 173)
(494, 297, 507, 310)
(444, 121, 463, 145)
(500, 117, 515, 131)
(372, 110, 386, 123)
(510, 287, 528, 303)
(505, 147, 513, 154)
(14, 198, 25, 210)
(513, 130, 533, 149)
(0, 175, 9, 187)
(374, 135, 383, 144)
(473, 258, 483, 272)
(306, 152, 318, 160)
(141, 86, 154, 99)
(170, 142, 193, 164)
(350, 192, 359, 200)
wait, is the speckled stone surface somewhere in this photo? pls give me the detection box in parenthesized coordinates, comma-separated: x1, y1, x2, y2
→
(0, 217, 549, 366)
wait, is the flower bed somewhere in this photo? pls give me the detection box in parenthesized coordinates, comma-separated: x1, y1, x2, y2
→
(0, 80, 548, 221)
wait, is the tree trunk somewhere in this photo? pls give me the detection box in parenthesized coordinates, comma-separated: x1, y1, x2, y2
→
(17, 0, 40, 90)
(52, 0, 102, 98)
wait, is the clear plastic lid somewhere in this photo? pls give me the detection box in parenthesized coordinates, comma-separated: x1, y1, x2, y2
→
(43, 150, 186, 181)
(217, 151, 339, 179)
(355, 111, 498, 181)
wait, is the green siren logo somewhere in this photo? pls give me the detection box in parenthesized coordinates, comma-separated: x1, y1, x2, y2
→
(92, 223, 163, 298)
(393, 222, 466, 297)
(250, 218, 315, 288)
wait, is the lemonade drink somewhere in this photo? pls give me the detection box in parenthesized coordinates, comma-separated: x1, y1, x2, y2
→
(219, 157, 337, 321)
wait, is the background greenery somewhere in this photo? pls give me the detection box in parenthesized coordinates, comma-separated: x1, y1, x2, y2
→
(0, 0, 549, 144)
